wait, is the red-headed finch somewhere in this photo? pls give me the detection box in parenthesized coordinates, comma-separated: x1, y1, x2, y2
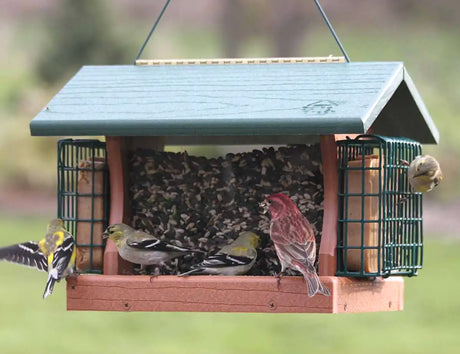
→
(261, 193, 330, 297)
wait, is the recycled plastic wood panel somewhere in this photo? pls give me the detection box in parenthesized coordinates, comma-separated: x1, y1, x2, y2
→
(318, 135, 339, 276)
(318, 134, 360, 276)
(103, 136, 132, 275)
(29, 61, 438, 143)
(66, 275, 404, 313)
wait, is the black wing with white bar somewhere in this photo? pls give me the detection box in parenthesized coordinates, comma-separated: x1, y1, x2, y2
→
(0, 241, 48, 272)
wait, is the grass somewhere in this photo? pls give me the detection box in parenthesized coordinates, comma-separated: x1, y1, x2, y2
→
(0, 215, 459, 354)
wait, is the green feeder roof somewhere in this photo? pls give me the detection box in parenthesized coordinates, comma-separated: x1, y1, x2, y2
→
(29, 61, 439, 144)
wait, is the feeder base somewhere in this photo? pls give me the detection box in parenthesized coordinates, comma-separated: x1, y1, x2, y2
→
(66, 275, 403, 313)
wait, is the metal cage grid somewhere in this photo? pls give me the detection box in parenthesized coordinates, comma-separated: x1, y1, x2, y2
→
(336, 135, 423, 277)
(57, 139, 109, 273)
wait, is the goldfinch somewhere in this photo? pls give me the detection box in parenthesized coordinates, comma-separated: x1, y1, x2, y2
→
(0, 218, 76, 298)
(102, 223, 202, 266)
(404, 155, 443, 192)
(179, 231, 260, 276)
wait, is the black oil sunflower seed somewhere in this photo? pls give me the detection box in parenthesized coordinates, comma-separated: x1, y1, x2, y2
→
(128, 144, 324, 276)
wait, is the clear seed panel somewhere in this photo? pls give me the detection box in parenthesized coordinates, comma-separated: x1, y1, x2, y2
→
(57, 139, 109, 273)
(336, 135, 423, 277)
(129, 144, 324, 276)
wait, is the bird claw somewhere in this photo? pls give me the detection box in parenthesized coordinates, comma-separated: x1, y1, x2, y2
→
(67, 271, 80, 279)
(275, 272, 285, 290)
(400, 159, 410, 166)
(398, 196, 409, 204)
(136, 264, 154, 275)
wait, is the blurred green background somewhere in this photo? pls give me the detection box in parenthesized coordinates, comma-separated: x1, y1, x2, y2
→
(0, 1, 459, 353)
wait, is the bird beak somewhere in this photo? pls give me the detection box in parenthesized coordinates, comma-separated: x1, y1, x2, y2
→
(102, 231, 110, 239)
(255, 237, 261, 247)
(413, 170, 429, 178)
(259, 200, 269, 214)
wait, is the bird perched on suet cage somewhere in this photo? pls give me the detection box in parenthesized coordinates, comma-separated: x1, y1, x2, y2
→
(403, 155, 443, 193)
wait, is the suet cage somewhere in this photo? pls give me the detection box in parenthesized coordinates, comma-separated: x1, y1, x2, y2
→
(336, 134, 423, 278)
(57, 139, 110, 273)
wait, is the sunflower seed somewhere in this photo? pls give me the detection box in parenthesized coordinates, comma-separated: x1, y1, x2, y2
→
(128, 144, 324, 276)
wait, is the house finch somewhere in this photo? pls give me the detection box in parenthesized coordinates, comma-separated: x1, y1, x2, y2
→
(261, 193, 330, 297)
(102, 223, 202, 267)
(0, 218, 76, 298)
(179, 231, 260, 276)
(404, 155, 443, 192)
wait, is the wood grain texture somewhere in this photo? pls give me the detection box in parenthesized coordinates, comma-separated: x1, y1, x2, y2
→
(66, 275, 403, 313)
(104, 137, 133, 275)
(318, 135, 339, 276)
(29, 61, 437, 143)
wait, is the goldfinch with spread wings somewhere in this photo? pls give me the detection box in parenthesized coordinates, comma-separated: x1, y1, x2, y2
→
(0, 218, 76, 298)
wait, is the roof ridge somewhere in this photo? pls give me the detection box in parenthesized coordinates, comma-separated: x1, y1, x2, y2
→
(135, 56, 346, 66)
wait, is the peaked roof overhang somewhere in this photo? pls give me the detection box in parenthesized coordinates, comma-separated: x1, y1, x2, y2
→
(29, 60, 439, 144)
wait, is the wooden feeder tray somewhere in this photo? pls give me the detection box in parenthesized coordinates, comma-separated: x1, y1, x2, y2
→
(67, 275, 403, 313)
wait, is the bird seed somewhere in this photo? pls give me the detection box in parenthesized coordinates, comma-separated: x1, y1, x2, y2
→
(129, 144, 324, 276)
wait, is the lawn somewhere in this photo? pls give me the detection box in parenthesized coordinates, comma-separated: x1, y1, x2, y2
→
(0, 215, 458, 354)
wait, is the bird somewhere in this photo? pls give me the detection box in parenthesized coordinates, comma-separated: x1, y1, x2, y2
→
(261, 193, 330, 297)
(102, 223, 202, 268)
(0, 218, 76, 299)
(179, 231, 260, 276)
(403, 155, 443, 192)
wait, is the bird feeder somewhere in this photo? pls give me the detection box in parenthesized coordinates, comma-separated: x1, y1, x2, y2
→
(29, 57, 439, 313)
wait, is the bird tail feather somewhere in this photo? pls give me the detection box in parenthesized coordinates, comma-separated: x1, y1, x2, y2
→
(178, 268, 202, 277)
(43, 269, 58, 299)
(303, 271, 330, 297)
